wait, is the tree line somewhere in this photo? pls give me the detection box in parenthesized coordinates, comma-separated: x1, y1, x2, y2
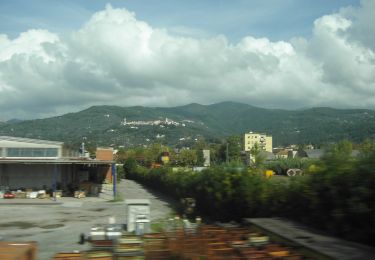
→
(116, 136, 244, 168)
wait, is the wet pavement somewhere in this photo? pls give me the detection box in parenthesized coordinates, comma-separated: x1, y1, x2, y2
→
(0, 179, 175, 259)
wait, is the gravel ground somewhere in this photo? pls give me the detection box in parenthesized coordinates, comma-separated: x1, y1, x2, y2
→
(0, 179, 175, 259)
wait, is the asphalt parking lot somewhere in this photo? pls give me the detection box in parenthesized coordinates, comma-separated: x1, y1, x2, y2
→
(0, 179, 175, 259)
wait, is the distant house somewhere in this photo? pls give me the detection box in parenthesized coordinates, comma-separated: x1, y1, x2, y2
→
(244, 150, 275, 166)
(261, 151, 276, 160)
(296, 149, 359, 159)
(0, 136, 114, 196)
(275, 150, 289, 159)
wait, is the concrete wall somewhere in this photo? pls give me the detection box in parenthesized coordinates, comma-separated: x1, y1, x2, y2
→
(96, 148, 113, 183)
(266, 136, 273, 153)
(96, 148, 113, 160)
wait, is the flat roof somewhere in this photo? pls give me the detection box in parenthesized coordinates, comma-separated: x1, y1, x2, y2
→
(0, 157, 114, 165)
(246, 218, 375, 259)
(125, 199, 150, 205)
(0, 136, 63, 145)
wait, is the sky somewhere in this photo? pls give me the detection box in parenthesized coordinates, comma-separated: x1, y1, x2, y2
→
(1, 0, 374, 121)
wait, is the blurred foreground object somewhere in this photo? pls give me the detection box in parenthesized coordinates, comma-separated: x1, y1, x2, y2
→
(0, 241, 37, 260)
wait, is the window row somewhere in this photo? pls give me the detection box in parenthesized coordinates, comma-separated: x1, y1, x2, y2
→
(4, 148, 59, 157)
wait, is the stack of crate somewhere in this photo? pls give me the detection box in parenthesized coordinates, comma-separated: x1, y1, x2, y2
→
(114, 235, 144, 259)
(54, 252, 83, 259)
(83, 251, 113, 259)
(74, 191, 86, 199)
(161, 224, 305, 260)
(0, 241, 37, 260)
(52, 224, 306, 259)
(143, 233, 171, 259)
(236, 234, 303, 259)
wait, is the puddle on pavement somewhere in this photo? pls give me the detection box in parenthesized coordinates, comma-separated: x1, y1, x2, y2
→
(0, 221, 65, 230)
(90, 208, 107, 212)
(295, 236, 311, 239)
(294, 236, 316, 243)
(0, 221, 37, 229)
(14, 233, 32, 237)
(40, 224, 65, 229)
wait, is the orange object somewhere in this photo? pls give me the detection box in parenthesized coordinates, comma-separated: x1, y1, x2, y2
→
(0, 241, 37, 260)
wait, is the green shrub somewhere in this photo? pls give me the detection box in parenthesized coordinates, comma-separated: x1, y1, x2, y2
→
(126, 141, 375, 246)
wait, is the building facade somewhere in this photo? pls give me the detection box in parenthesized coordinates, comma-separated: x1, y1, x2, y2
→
(0, 136, 63, 158)
(202, 149, 210, 167)
(0, 136, 114, 196)
(244, 132, 273, 153)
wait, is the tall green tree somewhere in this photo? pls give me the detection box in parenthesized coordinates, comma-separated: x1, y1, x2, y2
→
(219, 135, 242, 163)
(123, 157, 138, 177)
(209, 143, 222, 165)
(193, 138, 208, 166)
(250, 142, 266, 171)
(320, 140, 354, 173)
(143, 143, 169, 166)
(177, 149, 198, 166)
(359, 139, 375, 157)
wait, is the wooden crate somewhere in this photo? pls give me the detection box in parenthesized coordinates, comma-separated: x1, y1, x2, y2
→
(84, 250, 113, 259)
(54, 252, 84, 259)
(0, 241, 37, 260)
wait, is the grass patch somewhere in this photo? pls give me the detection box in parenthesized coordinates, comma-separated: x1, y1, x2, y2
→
(151, 221, 165, 233)
(108, 192, 124, 202)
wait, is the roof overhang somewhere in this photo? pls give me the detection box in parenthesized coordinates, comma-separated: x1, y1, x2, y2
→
(0, 158, 114, 165)
(0, 136, 63, 146)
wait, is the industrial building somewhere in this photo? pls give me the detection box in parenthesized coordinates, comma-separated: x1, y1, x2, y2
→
(0, 136, 114, 197)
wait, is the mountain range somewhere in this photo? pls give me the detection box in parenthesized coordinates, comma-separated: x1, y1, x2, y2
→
(0, 102, 374, 148)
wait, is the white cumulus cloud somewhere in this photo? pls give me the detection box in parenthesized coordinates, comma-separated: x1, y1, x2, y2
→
(0, 2, 375, 120)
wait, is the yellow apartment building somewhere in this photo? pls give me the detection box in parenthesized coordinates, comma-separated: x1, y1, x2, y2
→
(244, 132, 273, 153)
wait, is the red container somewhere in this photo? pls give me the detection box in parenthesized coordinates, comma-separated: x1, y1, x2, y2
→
(3, 193, 15, 199)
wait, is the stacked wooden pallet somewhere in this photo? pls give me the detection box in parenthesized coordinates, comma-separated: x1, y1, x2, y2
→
(114, 235, 144, 258)
(53, 224, 306, 259)
(0, 241, 37, 260)
(162, 224, 304, 260)
(53, 252, 83, 259)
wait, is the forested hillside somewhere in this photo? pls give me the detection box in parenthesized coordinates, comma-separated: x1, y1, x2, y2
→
(0, 102, 374, 148)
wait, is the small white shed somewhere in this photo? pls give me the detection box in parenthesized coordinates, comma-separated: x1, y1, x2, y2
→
(125, 199, 150, 233)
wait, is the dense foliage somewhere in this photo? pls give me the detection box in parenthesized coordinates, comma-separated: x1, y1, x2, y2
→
(125, 141, 375, 246)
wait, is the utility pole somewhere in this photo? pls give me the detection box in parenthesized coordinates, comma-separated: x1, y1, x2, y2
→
(226, 142, 229, 163)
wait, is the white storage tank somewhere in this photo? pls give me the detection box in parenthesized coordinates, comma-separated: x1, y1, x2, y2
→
(125, 199, 150, 232)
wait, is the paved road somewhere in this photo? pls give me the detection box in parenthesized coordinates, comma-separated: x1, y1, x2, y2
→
(0, 179, 175, 259)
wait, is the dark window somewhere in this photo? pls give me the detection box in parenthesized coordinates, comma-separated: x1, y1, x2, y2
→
(6, 148, 58, 157)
